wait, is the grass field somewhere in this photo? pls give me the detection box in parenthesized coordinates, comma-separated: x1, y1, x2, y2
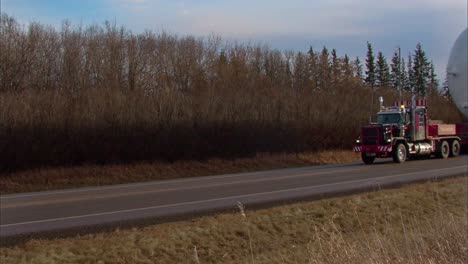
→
(1, 177, 466, 264)
(0, 150, 359, 194)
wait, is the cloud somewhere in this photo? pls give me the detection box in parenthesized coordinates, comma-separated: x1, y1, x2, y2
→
(382, 0, 465, 10)
(110, 0, 149, 11)
(115, 0, 465, 41)
(115, 0, 146, 4)
(117, 1, 372, 38)
(178, 9, 190, 16)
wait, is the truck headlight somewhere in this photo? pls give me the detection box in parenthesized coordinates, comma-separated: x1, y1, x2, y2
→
(356, 139, 361, 144)
(386, 138, 392, 143)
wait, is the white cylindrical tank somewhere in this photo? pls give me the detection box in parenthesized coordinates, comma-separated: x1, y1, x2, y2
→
(447, 28, 468, 119)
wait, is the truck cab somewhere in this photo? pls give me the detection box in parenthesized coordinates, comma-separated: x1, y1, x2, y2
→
(377, 111, 406, 125)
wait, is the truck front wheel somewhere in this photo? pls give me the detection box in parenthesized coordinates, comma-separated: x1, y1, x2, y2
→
(437, 141, 450, 159)
(450, 140, 461, 157)
(361, 153, 375, 165)
(392, 143, 407, 163)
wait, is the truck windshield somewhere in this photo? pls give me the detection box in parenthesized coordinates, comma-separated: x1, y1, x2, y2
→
(377, 113, 402, 124)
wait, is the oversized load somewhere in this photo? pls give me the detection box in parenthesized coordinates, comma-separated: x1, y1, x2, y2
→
(447, 27, 467, 119)
(447, 27, 468, 147)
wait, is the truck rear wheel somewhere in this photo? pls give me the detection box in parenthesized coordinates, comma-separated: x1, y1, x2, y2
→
(438, 141, 450, 159)
(392, 143, 407, 163)
(361, 153, 375, 165)
(450, 140, 461, 157)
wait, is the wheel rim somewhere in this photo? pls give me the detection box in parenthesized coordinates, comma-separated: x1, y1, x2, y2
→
(453, 142, 460, 155)
(398, 146, 406, 161)
(443, 144, 449, 155)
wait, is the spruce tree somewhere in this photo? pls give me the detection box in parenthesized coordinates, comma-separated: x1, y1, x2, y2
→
(219, 49, 227, 65)
(331, 48, 340, 84)
(412, 43, 430, 96)
(427, 61, 438, 95)
(406, 54, 414, 92)
(400, 57, 407, 92)
(307, 46, 317, 90)
(307, 46, 317, 76)
(285, 57, 293, 89)
(390, 50, 402, 90)
(442, 72, 450, 98)
(376, 51, 390, 87)
(354, 57, 364, 82)
(365, 42, 376, 88)
(343, 54, 353, 78)
(318, 46, 330, 91)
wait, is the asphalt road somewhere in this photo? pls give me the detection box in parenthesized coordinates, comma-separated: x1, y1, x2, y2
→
(1, 157, 467, 238)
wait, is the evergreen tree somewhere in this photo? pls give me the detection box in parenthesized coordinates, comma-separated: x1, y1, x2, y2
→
(390, 50, 402, 90)
(343, 54, 353, 78)
(307, 46, 315, 59)
(376, 51, 390, 87)
(427, 61, 438, 95)
(331, 48, 340, 84)
(317, 46, 330, 91)
(217, 49, 228, 77)
(285, 57, 293, 89)
(406, 54, 414, 92)
(400, 57, 407, 92)
(412, 43, 430, 96)
(365, 42, 376, 88)
(442, 71, 450, 98)
(353, 56, 364, 82)
(219, 49, 227, 64)
(307, 46, 318, 90)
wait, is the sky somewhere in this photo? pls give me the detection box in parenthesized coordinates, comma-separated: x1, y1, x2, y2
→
(2, 0, 467, 81)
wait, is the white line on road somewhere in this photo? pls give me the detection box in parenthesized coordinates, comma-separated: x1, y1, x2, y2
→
(1, 167, 365, 208)
(1, 165, 465, 229)
(0, 163, 362, 200)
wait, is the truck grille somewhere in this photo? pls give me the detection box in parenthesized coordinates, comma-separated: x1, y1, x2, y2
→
(362, 127, 379, 146)
(363, 128, 378, 137)
(364, 138, 378, 145)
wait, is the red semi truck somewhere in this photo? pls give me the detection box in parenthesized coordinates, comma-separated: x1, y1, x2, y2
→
(353, 97, 462, 164)
(354, 27, 468, 164)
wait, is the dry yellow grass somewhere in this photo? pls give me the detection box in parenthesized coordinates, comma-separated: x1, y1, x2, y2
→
(0, 150, 360, 194)
(1, 177, 466, 264)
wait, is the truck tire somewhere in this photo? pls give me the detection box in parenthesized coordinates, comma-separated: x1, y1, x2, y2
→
(361, 153, 375, 165)
(392, 143, 407, 163)
(450, 140, 461, 157)
(438, 141, 450, 159)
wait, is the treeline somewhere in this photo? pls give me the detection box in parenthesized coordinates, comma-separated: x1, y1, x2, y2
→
(0, 14, 462, 171)
(362, 42, 439, 96)
(0, 14, 439, 94)
(0, 15, 361, 93)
